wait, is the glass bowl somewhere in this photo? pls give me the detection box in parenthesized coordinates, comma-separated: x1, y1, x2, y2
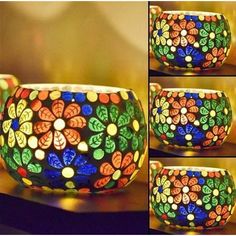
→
(151, 166, 236, 229)
(0, 84, 147, 193)
(151, 11, 231, 70)
(150, 88, 232, 149)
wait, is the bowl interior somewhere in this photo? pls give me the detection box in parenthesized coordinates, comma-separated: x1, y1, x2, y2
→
(163, 166, 227, 172)
(162, 10, 221, 16)
(162, 88, 223, 94)
(20, 83, 130, 93)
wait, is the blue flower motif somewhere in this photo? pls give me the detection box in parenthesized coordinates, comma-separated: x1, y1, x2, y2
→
(44, 148, 97, 189)
(176, 46, 204, 68)
(174, 124, 204, 146)
(177, 203, 207, 227)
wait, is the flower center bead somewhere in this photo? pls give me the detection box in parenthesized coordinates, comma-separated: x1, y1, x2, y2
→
(17, 167, 27, 177)
(158, 29, 163, 36)
(11, 118, 20, 131)
(54, 118, 66, 131)
(213, 189, 219, 196)
(62, 167, 75, 178)
(182, 186, 190, 193)
(133, 120, 140, 132)
(210, 110, 216, 117)
(181, 29, 187, 36)
(212, 57, 218, 63)
(187, 214, 195, 221)
(157, 107, 162, 114)
(158, 186, 163, 193)
(209, 32, 216, 39)
(112, 170, 121, 180)
(185, 56, 192, 62)
(107, 123, 117, 136)
(213, 136, 218, 142)
(185, 134, 192, 141)
(181, 107, 187, 114)
(216, 216, 221, 222)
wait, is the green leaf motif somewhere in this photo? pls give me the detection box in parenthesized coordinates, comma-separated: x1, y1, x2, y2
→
(132, 135, 139, 151)
(109, 105, 119, 123)
(96, 105, 108, 122)
(13, 148, 22, 166)
(200, 107, 209, 116)
(6, 157, 17, 170)
(207, 178, 214, 188)
(126, 102, 135, 118)
(203, 194, 211, 203)
(200, 116, 208, 124)
(209, 117, 215, 127)
(27, 163, 42, 173)
(117, 112, 130, 127)
(200, 28, 208, 37)
(203, 185, 212, 194)
(89, 117, 105, 132)
(22, 148, 32, 165)
(105, 137, 116, 153)
(120, 127, 133, 140)
(199, 37, 207, 46)
(89, 133, 103, 148)
(212, 196, 218, 206)
(119, 136, 128, 151)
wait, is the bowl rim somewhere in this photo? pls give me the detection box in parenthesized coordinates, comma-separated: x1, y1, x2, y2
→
(161, 88, 224, 94)
(163, 166, 228, 172)
(161, 10, 223, 17)
(20, 83, 132, 93)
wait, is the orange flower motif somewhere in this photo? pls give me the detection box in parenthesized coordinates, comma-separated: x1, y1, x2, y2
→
(34, 99, 86, 150)
(203, 48, 226, 68)
(206, 205, 230, 227)
(94, 151, 136, 189)
(171, 175, 201, 204)
(170, 19, 198, 47)
(203, 126, 227, 147)
(170, 97, 199, 125)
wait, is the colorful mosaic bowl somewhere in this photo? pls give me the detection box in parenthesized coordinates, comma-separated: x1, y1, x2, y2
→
(0, 74, 19, 119)
(151, 166, 236, 229)
(0, 84, 147, 193)
(151, 11, 231, 70)
(151, 88, 232, 149)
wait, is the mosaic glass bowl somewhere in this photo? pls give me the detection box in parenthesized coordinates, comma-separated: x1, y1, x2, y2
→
(150, 88, 232, 149)
(0, 74, 19, 118)
(151, 11, 231, 70)
(151, 166, 236, 229)
(0, 84, 147, 193)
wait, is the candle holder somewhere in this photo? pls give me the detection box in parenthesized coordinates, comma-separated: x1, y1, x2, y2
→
(151, 166, 236, 229)
(0, 84, 147, 193)
(151, 11, 231, 70)
(151, 88, 232, 149)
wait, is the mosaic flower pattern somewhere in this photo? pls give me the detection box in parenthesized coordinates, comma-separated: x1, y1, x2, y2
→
(1, 86, 147, 192)
(94, 151, 136, 189)
(2, 99, 33, 148)
(151, 167, 235, 229)
(151, 12, 231, 70)
(151, 89, 232, 149)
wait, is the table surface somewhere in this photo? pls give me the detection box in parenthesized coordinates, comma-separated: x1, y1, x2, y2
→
(150, 134, 236, 157)
(150, 57, 236, 76)
(149, 213, 236, 235)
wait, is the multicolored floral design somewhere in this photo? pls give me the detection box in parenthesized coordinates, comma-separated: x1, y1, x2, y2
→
(172, 175, 201, 204)
(170, 19, 198, 47)
(170, 97, 199, 125)
(151, 89, 232, 149)
(152, 175, 171, 203)
(151, 11, 231, 70)
(152, 97, 170, 124)
(152, 19, 170, 46)
(1, 86, 147, 193)
(44, 148, 97, 189)
(35, 99, 86, 150)
(94, 151, 136, 189)
(2, 99, 33, 148)
(177, 203, 207, 227)
(206, 205, 231, 227)
(151, 167, 235, 229)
